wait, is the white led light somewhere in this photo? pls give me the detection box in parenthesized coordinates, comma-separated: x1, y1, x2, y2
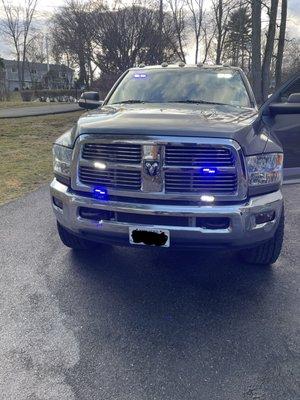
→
(217, 73, 233, 79)
(201, 195, 215, 203)
(94, 161, 107, 170)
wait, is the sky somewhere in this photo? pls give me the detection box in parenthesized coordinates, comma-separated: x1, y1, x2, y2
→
(0, 0, 300, 60)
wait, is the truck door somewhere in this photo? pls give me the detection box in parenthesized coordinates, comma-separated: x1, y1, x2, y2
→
(262, 75, 300, 181)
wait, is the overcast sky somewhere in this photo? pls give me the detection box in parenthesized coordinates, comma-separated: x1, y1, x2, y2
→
(1, 0, 300, 60)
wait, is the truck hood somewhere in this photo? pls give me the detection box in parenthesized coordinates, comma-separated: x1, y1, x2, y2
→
(69, 103, 268, 155)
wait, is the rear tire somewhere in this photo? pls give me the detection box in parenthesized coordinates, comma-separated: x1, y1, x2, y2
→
(57, 222, 98, 250)
(238, 209, 284, 266)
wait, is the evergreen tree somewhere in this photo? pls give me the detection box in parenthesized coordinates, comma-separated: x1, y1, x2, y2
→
(224, 6, 251, 70)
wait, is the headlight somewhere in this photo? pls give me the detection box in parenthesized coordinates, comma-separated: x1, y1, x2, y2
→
(246, 153, 283, 186)
(53, 144, 73, 181)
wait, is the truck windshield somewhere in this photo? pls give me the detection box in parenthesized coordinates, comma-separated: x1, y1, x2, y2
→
(108, 68, 252, 108)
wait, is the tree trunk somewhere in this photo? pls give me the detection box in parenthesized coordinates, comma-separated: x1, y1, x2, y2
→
(251, 0, 262, 104)
(262, 0, 279, 101)
(158, 0, 164, 63)
(215, 0, 223, 64)
(275, 0, 287, 88)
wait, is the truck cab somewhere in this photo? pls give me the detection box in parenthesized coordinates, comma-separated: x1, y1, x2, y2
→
(51, 64, 300, 265)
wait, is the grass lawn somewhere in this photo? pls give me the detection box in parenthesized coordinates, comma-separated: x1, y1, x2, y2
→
(0, 112, 82, 205)
(0, 92, 66, 109)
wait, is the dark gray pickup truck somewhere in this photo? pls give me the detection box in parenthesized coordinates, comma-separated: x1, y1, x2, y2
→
(51, 64, 300, 265)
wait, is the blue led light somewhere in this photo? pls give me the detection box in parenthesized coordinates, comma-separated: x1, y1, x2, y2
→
(94, 187, 108, 201)
(134, 73, 147, 79)
(200, 167, 218, 175)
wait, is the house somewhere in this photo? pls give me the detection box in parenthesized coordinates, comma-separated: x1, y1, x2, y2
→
(2, 59, 74, 91)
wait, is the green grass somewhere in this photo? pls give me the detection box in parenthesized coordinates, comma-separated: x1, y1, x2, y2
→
(0, 112, 82, 204)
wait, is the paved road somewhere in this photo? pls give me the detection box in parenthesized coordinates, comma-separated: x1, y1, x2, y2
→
(0, 185, 299, 400)
(0, 103, 79, 118)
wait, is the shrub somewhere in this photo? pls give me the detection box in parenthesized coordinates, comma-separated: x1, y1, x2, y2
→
(20, 90, 34, 102)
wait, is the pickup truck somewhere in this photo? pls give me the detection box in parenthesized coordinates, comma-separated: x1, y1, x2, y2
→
(50, 64, 300, 265)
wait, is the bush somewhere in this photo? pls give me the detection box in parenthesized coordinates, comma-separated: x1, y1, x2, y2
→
(34, 89, 82, 99)
(20, 90, 34, 102)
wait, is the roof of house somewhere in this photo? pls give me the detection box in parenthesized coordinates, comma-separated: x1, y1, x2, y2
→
(3, 59, 74, 73)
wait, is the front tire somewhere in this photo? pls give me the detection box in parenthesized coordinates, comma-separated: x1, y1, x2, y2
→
(238, 209, 284, 266)
(57, 222, 97, 250)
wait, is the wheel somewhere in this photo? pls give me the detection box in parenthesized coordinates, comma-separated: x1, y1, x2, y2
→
(239, 209, 284, 266)
(57, 222, 97, 250)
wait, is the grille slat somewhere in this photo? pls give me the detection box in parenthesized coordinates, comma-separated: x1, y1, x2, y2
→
(164, 144, 236, 194)
(165, 144, 234, 167)
(79, 166, 141, 190)
(82, 143, 142, 164)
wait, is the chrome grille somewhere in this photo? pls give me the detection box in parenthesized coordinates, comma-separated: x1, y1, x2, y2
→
(165, 171, 237, 193)
(79, 166, 141, 190)
(82, 143, 141, 164)
(165, 144, 234, 166)
(73, 136, 246, 202)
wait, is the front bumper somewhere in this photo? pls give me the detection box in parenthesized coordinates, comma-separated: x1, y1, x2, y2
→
(50, 179, 283, 249)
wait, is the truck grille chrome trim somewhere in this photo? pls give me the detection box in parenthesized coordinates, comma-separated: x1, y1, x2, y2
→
(165, 171, 238, 193)
(79, 166, 141, 190)
(165, 145, 234, 166)
(82, 143, 142, 164)
(71, 135, 247, 202)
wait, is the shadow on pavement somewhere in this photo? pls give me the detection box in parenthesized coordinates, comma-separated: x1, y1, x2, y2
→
(67, 245, 274, 323)
(59, 246, 288, 399)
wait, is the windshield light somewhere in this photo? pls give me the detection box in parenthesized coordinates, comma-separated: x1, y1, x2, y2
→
(134, 73, 147, 79)
(217, 73, 233, 79)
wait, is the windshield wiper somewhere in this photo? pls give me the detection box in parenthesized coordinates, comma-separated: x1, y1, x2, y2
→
(167, 100, 228, 106)
(111, 100, 146, 104)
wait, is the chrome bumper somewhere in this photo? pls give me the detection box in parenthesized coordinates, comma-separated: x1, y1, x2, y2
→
(50, 179, 283, 249)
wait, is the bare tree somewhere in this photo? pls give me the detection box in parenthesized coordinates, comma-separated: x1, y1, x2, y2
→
(26, 33, 47, 64)
(0, 0, 38, 89)
(187, 0, 204, 64)
(212, 0, 232, 65)
(275, 0, 287, 88)
(166, 0, 187, 63)
(201, 12, 217, 63)
(261, 0, 279, 100)
(51, 0, 99, 87)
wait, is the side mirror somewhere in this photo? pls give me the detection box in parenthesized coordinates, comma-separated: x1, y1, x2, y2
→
(287, 93, 300, 103)
(268, 92, 300, 115)
(78, 91, 103, 110)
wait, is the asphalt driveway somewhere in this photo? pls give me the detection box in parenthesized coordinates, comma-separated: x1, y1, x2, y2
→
(0, 185, 299, 400)
(0, 103, 79, 118)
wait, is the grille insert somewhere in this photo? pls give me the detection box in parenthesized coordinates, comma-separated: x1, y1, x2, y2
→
(79, 166, 141, 190)
(165, 171, 237, 193)
(82, 143, 142, 164)
(165, 145, 234, 166)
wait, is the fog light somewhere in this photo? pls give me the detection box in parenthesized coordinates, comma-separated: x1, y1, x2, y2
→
(255, 211, 275, 224)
